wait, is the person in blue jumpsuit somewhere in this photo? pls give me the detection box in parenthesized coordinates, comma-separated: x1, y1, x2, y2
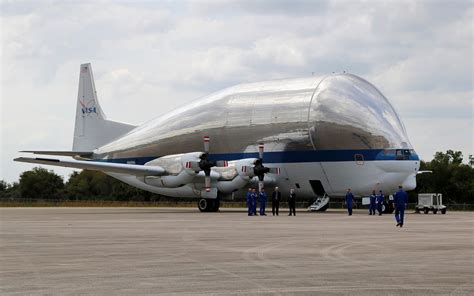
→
(251, 188, 258, 216)
(246, 188, 253, 216)
(376, 190, 385, 216)
(259, 188, 267, 216)
(345, 188, 354, 216)
(394, 185, 408, 227)
(369, 190, 377, 215)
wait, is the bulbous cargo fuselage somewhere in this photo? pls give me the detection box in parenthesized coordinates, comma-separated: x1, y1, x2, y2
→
(96, 73, 419, 198)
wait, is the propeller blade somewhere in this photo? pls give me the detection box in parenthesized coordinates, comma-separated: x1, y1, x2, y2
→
(258, 181, 264, 192)
(205, 176, 211, 192)
(203, 136, 210, 154)
(258, 143, 264, 160)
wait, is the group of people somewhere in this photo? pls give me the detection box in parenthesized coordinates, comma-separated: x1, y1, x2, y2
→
(246, 184, 408, 227)
(368, 190, 386, 216)
(246, 187, 296, 216)
(345, 186, 409, 227)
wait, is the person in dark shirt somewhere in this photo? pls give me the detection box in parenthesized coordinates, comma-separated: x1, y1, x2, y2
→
(394, 185, 408, 227)
(246, 188, 253, 216)
(259, 188, 267, 216)
(251, 188, 258, 216)
(288, 189, 296, 216)
(271, 186, 281, 216)
(376, 190, 385, 216)
(369, 190, 377, 215)
(345, 188, 354, 216)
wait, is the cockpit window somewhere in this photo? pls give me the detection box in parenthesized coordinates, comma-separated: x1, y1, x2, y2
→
(396, 149, 411, 160)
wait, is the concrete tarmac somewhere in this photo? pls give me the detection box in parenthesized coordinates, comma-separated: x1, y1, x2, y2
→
(0, 207, 473, 295)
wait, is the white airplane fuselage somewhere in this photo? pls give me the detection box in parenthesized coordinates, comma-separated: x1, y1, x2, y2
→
(93, 73, 420, 199)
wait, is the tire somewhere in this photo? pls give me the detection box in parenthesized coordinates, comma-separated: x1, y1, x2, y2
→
(424, 208, 429, 214)
(198, 198, 209, 212)
(415, 208, 420, 214)
(441, 208, 447, 214)
(383, 202, 395, 214)
(432, 209, 438, 214)
(211, 198, 220, 212)
(197, 198, 220, 212)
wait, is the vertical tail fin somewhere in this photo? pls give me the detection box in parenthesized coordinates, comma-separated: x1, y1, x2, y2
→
(73, 63, 136, 151)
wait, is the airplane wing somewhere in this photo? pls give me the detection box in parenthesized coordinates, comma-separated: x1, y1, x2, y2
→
(14, 157, 165, 176)
(20, 151, 93, 157)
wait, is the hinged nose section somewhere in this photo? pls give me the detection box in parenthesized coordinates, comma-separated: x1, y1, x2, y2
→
(308, 74, 413, 151)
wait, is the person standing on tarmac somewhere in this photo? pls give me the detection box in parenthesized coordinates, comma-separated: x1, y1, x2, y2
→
(345, 188, 354, 216)
(376, 190, 385, 216)
(272, 187, 281, 216)
(259, 188, 267, 216)
(246, 188, 253, 216)
(288, 189, 296, 216)
(369, 190, 377, 215)
(252, 188, 258, 216)
(394, 185, 408, 227)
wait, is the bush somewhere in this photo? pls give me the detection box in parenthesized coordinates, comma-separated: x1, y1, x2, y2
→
(18, 167, 64, 199)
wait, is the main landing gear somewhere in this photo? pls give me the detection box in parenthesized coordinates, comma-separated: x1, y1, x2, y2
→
(197, 198, 220, 212)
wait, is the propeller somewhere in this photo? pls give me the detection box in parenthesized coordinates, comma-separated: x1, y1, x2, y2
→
(242, 143, 280, 191)
(185, 136, 228, 192)
(200, 136, 214, 192)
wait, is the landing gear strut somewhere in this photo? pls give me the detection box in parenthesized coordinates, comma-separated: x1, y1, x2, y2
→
(197, 198, 220, 212)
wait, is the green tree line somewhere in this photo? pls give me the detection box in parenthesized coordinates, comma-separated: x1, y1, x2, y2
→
(413, 150, 473, 204)
(0, 168, 163, 202)
(1, 150, 473, 203)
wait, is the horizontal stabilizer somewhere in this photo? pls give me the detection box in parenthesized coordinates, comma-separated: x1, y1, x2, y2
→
(417, 170, 433, 174)
(14, 157, 165, 176)
(21, 151, 93, 157)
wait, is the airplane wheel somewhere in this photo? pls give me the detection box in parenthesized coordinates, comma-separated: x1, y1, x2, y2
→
(198, 198, 210, 212)
(382, 202, 394, 214)
(211, 198, 220, 212)
(197, 198, 219, 212)
(432, 209, 438, 214)
(415, 208, 420, 214)
(441, 208, 447, 214)
(424, 208, 429, 214)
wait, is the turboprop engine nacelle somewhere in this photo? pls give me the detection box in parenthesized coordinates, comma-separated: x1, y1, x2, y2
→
(216, 158, 257, 193)
(140, 152, 203, 188)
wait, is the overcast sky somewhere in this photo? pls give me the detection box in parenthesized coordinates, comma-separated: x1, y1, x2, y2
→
(1, 0, 473, 183)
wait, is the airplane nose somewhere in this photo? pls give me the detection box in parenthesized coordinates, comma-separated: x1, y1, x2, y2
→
(402, 173, 417, 191)
(374, 159, 419, 192)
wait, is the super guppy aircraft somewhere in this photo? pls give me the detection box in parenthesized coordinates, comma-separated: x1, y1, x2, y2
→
(15, 63, 420, 212)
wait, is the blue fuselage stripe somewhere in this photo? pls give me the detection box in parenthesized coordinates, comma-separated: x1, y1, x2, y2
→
(96, 149, 419, 165)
